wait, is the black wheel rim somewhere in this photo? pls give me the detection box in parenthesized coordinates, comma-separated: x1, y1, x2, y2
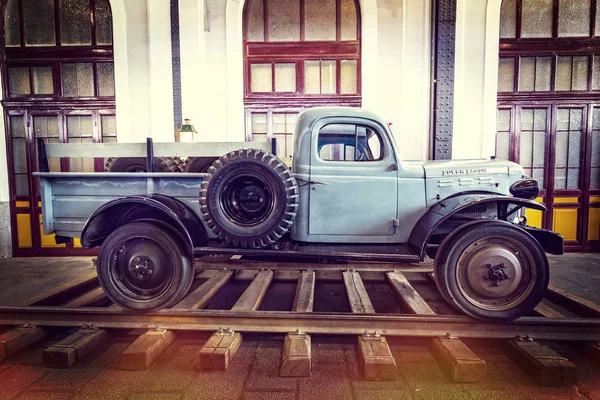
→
(107, 236, 175, 301)
(219, 172, 275, 226)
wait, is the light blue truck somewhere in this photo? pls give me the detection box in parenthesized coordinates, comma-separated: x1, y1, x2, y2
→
(35, 107, 563, 320)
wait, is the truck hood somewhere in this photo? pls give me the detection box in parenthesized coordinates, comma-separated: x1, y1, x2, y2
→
(403, 159, 526, 207)
(419, 159, 524, 179)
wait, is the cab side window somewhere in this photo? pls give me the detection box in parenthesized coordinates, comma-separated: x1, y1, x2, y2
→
(317, 124, 384, 162)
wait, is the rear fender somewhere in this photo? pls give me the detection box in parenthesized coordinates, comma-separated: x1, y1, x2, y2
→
(408, 194, 548, 259)
(81, 195, 207, 255)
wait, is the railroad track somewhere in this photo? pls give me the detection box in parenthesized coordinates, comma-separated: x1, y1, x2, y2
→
(0, 258, 598, 385)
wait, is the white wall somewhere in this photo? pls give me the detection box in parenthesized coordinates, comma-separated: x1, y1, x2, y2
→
(453, 0, 501, 159)
(111, 0, 176, 143)
(376, 0, 431, 161)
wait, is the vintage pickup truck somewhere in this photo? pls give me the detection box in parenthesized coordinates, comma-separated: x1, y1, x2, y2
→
(34, 107, 563, 321)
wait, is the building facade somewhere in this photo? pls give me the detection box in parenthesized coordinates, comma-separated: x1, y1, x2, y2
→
(0, 0, 597, 257)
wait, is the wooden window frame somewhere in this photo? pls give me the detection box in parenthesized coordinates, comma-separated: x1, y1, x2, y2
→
(243, 0, 361, 107)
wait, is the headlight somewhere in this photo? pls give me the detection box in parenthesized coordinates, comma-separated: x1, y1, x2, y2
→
(510, 179, 539, 200)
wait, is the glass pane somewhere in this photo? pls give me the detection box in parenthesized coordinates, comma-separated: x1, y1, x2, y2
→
(251, 64, 272, 92)
(572, 56, 589, 90)
(77, 63, 94, 96)
(274, 133, 286, 157)
(497, 109, 511, 131)
(321, 60, 337, 94)
(570, 108, 583, 130)
(520, 131, 533, 167)
(273, 114, 286, 133)
(567, 168, 580, 189)
(532, 168, 545, 189)
(519, 57, 536, 91)
(9, 67, 30, 95)
(305, 0, 336, 41)
(23, 0, 56, 46)
(268, 0, 300, 41)
(558, 0, 591, 37)
(340, 0, 357, 40)
(252, 133, 268, 143)
(15, 175, 29, 196)
(496, 132, 509, 160)
(521, 109, 534, 131)
(251, 113, 267, 133)
(535, 57, 552, 91)
(10, 116, 25, 137)
(568, 131, 581, 168)
(4, 0, 21, 47)
(62, 63, 94, 97)
(12, 138, 27, 174)
(534, 109, 547, 130)
(60, 0, 92, 45)
(246, 0, 264, 41)
(67, 116, 93, 137)
(32, 67, 54, 94)
(597, 0, 600, 36)
(593, 56, 600, 90)
(61, 63, 77, 96)
(555, 132, 569, 168)
(286, 135, 294, 158)
(304, 60, 320, 94)
(97, 63, 115, 96)
(533, 131, 546, 167)
(555, 168, 567, 190)
(557, 108, 570, 130)
(498, 57, 515, 92)
(34, 116, 59, 138)
(274, 63, 296, 92)
(556, 56, 573, 91)
(500, 0, 517, 38)
(95, 0, 113, 45)
(522, 0, 553, 38)
(592, 168, 600, 189)
(101, 115, 117, 137)
(341, 60, 357, 94)
(286, 114, 297, 133)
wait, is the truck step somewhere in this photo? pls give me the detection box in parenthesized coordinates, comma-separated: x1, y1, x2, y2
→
(195, 241, 420, 263)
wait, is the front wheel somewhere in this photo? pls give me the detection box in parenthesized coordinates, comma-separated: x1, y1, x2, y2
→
(97, 222, 194, 311)
(434, 221, 549, 321)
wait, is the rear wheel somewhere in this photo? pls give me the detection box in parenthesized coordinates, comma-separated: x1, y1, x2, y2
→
(97, 222, 193, 311)
(434, 222, 549, 321)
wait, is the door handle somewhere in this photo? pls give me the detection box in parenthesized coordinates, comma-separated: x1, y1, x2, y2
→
(296, 177, 328, 186)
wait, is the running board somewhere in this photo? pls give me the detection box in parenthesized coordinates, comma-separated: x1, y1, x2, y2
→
(194, 240, 421, 263)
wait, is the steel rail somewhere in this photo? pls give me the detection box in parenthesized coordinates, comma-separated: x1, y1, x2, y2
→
(0, 306, 599, 341)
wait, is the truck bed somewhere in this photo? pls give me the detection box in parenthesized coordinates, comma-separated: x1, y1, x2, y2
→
(35, 172, 208, 239)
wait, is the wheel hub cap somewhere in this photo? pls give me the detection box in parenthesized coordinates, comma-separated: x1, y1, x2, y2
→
(128, 256, 155, 281)
(465, 244, 522, 298)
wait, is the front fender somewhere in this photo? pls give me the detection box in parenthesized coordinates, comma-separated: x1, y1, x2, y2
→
(81, 195, 207, 254)
(408, 194, 547, 259)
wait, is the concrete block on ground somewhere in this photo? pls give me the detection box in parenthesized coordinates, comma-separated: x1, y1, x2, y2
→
(280, 331, 311, 377)
(196, 329, 242, 371)
(358, 333, 397, 381)
(117, 329, 175, 370)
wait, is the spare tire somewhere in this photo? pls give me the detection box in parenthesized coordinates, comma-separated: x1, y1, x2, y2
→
(200, 149, 299, 248)
(105, 157, 184, 172)
(184, 157, 218, 173)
